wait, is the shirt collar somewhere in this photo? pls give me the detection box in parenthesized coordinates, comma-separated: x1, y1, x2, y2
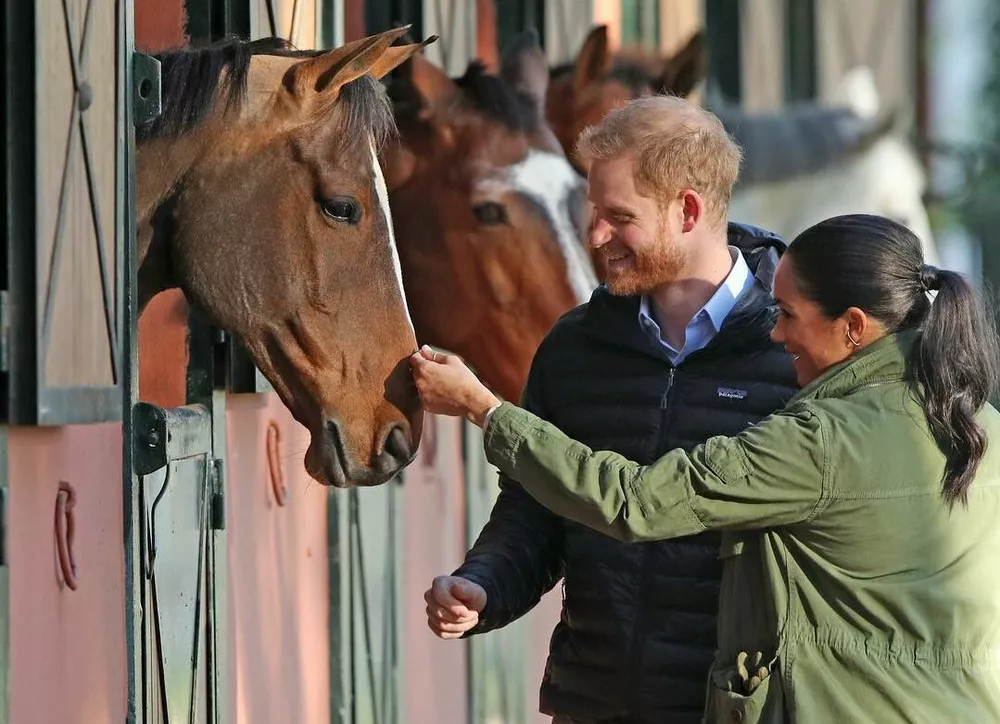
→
(638, 247, 752, 332)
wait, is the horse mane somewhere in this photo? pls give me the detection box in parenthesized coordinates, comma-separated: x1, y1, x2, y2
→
(454, 61, 541, 132)
(137, 36, 395, 148)
(389, 60, 541, 133)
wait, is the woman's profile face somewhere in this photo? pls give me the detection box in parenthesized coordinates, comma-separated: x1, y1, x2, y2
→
(770, 257, 856, 386)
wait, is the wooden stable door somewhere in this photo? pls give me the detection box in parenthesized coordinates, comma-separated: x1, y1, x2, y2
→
(3, 0, 128, 426)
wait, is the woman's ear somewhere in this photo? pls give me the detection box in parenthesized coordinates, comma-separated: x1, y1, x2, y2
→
(843, 307, 871, 347)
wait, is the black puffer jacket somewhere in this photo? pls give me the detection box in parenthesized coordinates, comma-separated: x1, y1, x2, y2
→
(456, 223, 798, 724)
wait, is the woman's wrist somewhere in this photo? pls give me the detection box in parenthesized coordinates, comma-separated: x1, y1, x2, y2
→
(466, 391, 502, 428)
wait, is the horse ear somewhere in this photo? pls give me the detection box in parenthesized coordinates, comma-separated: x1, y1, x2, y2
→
(500, 28, 549, 110)
(402, 54, 459, 115)
(369, 36, 438, 79)
(572, 25, 612, 92)
(656, 31, 706, 97)
(285, 26, 411, 101)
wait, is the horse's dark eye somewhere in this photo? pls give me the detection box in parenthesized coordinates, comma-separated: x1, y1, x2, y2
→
(321, 197, 361, 224)
(472, 202, 508, 226)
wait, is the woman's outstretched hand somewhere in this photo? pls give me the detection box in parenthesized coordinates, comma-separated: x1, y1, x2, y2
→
(410, 345, 501, 427)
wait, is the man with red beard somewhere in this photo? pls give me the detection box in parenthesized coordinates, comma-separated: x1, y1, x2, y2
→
(423, 96, 798, 724)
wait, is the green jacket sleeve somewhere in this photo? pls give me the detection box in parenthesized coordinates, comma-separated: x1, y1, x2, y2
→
(483, 401, 828, 542)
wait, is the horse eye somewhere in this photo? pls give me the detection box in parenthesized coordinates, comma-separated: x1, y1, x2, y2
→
(472, 202, 508, 226)
(321, 197, 361, 224)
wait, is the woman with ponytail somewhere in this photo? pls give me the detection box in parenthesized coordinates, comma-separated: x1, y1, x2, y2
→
(411, 214, 1000, 723)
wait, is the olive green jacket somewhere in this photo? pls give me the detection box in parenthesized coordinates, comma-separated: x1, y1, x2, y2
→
(483, 332, 1000, 724)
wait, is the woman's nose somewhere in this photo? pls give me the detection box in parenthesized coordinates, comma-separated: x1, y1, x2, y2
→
(770, 325, 783, 344)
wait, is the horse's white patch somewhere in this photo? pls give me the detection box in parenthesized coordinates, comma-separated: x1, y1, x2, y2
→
(729, 135, 939, 266)
(370, 141, 414, 329)
(507, 150, 598, 303)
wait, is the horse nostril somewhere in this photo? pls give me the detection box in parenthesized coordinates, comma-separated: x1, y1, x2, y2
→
(382, 423, 412, 463)
(325, 419, 345, 449)
(326, 420, 340, 443)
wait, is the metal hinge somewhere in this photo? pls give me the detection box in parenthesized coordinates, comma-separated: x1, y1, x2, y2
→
(0, 290, 9, 373)
(132, 52, 162, 126)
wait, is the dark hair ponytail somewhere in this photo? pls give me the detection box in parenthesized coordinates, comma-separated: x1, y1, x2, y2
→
(911, 268, 1000, 505)
(787, 214, 1000, 506)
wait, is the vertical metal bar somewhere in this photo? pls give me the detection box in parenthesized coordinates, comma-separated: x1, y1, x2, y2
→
(328, 488, 350, 724)
(185, 313, 230, 723)
(783, 0, 816, 102)
(206, 392, 228, 722)
(290, 0, 302, 43)
(388, 478, 401, 724)
(266, 0, 278, 37)
(122, 0, 145, 721)
(186, 457, 210, 723)
(4, 0, 39, 424)
(705, 0, 742, 104)
(463, 421, 481, 724)
(348, 490, 358, 723)
(351, 491, 381, 724)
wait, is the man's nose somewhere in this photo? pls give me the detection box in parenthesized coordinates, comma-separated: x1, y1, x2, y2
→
(589, 218, 612, 249)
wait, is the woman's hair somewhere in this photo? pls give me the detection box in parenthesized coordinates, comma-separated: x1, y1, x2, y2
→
(787, 213, 1000, 506)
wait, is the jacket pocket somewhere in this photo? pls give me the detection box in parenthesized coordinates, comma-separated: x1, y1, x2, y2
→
(708, 658, 784, 724)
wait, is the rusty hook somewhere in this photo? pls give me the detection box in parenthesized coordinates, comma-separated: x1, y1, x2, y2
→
(266, 421, 287, 507)
(55, 480, 78, 591)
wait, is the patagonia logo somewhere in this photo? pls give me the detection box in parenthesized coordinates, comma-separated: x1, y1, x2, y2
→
(717, 387, 748, 400)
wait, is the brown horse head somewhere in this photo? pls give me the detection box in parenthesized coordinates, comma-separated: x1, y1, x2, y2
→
(135, 29, 431, 487)
(382, 31, 597, 403)
(546, 25, 707, 173)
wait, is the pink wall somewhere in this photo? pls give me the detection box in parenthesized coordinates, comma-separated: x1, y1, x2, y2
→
(225, 394, 331, 724)
(402, 415, 469, 723)
(7, 425, 126, 724)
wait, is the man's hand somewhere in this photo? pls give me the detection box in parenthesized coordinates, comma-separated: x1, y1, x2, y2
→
(410, 346, 500, 426)
(424, 575, 488, 639)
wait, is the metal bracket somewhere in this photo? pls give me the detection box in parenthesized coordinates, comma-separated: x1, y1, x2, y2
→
(133, 402, 212, 476)
(132, 52, 162, 127)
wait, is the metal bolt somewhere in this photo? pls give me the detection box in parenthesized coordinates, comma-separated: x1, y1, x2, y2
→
(77, 81, 93, 111)
(146, 428, 160, 448)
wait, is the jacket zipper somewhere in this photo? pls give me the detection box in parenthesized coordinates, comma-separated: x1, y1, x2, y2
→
(852, 381, 891, 392)
(627, 367, 677, 711)
(660, 368, 676, 410)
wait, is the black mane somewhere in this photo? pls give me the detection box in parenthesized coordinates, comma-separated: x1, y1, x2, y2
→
(388, 60, 541, 134)
(137, 36, 395, 147)
(454, 61, 540, 133)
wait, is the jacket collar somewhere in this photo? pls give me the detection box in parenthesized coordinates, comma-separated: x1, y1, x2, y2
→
(790, 329, 917, 404)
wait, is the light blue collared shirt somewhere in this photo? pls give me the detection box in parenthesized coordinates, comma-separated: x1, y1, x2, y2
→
(638, 247, 754, 364)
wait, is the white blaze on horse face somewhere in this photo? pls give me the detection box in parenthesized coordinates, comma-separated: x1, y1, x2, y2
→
(507, 150, 598, 303)
(370, 141, 414, 329)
